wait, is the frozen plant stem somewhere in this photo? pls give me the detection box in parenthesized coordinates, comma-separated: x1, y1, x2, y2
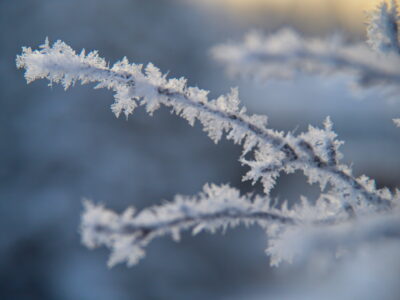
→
(367, 0, 400, 54)
(212, 1, 400, 94)
(16, 40, 393, 212)
(16, 11, 399, 265)
(81, 184, 301, 266)
(81, 184, 350, 266)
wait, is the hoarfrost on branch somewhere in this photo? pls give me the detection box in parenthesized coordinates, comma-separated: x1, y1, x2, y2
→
(16, 0, 400, 268)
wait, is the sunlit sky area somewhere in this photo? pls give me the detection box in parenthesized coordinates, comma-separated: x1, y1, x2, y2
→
(191, 0, 385, 34)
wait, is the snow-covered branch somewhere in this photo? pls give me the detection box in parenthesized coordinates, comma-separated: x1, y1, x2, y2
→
(81, 184, 295, 266)
(81, 184, 352, 267)
(211, 28, 400, 92)
(16, 34, 400, 268)
(211, 1, 400, 95)
(367, 0, 400, 54)
(16, 39, 394, 212)
(82, 183, 398, 267)
(13, 4, 400, 298)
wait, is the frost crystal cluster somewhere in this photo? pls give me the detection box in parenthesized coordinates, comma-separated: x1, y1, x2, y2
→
(16, 0, 400, 272)
(367, 0, 400, 54)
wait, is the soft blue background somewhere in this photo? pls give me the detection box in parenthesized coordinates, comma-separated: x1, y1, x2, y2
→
(1, 0, 399, 299)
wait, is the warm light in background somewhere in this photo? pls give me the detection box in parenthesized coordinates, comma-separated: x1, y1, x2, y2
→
(193, 0, 384, 34)
(206, 0, 379, 10)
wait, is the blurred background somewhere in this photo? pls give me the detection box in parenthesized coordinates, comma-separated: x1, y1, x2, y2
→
(1, 0, 400, 299)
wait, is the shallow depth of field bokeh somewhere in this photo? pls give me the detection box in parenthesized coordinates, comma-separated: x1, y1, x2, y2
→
(2, 0, 400, 299)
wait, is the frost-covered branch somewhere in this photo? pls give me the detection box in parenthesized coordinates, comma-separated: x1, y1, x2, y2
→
(211, 28, 400, 92)
(367, 0, 400, 54)
(212, 1, 400, 94)
(81, 184, 293, 266)
(82, 183, 398, 267)
(16, 39, 395, 211)
(81, 184, 348, 267)
(15, 1, 400, 272)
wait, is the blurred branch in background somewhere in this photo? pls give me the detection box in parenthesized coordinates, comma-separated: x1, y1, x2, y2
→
(212, 29, 400, 95)
(212, 0, 400, 99)
(5, 0, 400, 299)
(15, 3, 400, 300)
